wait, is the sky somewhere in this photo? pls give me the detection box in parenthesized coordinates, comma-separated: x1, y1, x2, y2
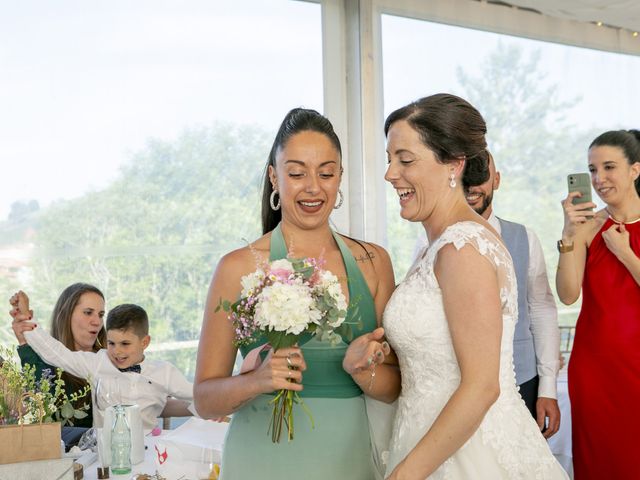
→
(1, 1, 639, 221)
(0, 0, 323, 220)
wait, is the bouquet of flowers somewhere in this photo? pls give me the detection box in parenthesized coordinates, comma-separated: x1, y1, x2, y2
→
(218, 256, 357, 442)
(0, 346, 90, 426)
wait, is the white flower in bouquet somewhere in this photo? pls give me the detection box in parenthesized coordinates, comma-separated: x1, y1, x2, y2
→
(255, 282, 322, 335)
(22, 412, 35, 424)
(240, 268, 266, 297)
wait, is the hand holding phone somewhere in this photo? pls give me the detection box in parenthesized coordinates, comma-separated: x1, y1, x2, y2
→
(567, 173, 593, 210)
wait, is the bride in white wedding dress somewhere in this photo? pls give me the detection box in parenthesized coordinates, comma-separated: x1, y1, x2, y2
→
(381, 94, 568, 480)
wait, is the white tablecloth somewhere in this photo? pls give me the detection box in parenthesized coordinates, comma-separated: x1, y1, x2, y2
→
(83, 435, 171, 480)
(547, 369, 574, 479)
(82, 418, 228, 480)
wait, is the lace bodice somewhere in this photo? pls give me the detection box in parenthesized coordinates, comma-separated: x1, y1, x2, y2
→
(384, 222, 564, 479)
(387, 222, 518, 402)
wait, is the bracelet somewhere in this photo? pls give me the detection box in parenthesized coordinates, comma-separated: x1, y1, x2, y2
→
(368, 362, 377, 391)
(557, 239, 574, 253)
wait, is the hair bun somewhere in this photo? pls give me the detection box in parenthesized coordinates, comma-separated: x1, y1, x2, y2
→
(462, 149, 490, 189)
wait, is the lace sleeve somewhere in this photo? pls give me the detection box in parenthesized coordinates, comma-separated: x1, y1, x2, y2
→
(426, 221, 517, 316)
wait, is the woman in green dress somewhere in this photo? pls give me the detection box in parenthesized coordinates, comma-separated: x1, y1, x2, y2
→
(194, 108, 399, 479)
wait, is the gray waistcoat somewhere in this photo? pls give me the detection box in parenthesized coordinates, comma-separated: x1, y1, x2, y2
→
(498, 217, 537, 385)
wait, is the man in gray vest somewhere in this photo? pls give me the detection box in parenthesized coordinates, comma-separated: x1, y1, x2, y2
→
(465, 152, 561, 439)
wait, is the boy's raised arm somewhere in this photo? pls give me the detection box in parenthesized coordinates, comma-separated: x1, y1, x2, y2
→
(24, 327, 97, 379)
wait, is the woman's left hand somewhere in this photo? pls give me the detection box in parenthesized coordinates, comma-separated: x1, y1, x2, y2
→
(602, 222, 633, 261)
(343, 327, 390, 376)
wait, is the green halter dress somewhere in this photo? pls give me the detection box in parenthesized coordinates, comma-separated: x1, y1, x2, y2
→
(220, 224, 379, 479)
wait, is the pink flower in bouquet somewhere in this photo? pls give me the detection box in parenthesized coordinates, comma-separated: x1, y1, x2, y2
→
(268, 259, 296, 283)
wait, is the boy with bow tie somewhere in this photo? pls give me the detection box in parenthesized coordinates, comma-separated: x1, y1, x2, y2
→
(14, 297, 193, 430)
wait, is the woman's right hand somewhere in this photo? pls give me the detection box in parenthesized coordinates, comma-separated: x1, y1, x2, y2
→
(343, 327, 390, 376)
(9, 291, 35, 346)
(252, 346, 307, 394)
(561, 192, 597, 240)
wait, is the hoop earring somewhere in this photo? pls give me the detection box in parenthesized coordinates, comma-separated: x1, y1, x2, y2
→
(334, 189, 344, 209)
(270, 190, 281, 211)
(449, 174, 456, 189)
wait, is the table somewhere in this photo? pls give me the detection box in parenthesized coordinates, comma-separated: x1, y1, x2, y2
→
(82, 418, 228, 480)
(547, 368, 573, 479)
(78, 395, 574, 480)
(81, 434, 172, 480)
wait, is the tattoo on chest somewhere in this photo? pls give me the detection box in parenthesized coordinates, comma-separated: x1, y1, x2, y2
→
(355, 251, 375, 262)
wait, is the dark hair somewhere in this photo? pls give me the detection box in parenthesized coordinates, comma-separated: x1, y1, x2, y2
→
(384, 93, 489, 188)
(589, 129, 640, 196)
(261, 108, 342, 234)
(50, 283, 106, 400)
(106, 304, 149, 338)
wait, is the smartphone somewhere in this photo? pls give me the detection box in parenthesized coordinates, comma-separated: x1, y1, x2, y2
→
(567, 173, 593, 209)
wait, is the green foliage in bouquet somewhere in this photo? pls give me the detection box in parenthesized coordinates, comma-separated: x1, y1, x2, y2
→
(0, 346, 90, 426)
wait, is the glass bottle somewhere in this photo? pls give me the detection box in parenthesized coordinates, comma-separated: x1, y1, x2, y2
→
(110, 405, 132, 475)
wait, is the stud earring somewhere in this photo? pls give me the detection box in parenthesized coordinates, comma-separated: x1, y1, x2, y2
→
(270, 190, 281, 211)
(334, 189, 344, 209)
(449, 173, 456, 189)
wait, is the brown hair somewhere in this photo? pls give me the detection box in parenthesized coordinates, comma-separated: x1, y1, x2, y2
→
(106, 304, 149, 338)
(261, 108, 342, 234)
(384, 93, 490, 188)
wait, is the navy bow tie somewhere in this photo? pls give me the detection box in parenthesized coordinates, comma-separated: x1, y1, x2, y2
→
(118, 364, 141, 374)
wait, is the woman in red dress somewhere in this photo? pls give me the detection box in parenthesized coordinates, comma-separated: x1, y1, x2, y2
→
(556, 129, 640, 479)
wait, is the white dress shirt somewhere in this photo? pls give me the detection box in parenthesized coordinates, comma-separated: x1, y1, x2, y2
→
(488, 212, 560, 399)
(24, 326, 193, 429)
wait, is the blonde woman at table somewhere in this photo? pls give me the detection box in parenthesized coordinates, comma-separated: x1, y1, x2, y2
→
(382, 94, 568, 479)
(556, 129, 640, 480)
(193, 108, 397, 480)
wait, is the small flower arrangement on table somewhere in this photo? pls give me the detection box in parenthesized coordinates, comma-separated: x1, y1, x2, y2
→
(218, 256, 358, 443)
(0, 345, 91, 426)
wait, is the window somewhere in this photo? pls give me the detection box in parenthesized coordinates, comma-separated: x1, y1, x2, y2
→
(381, 14, 640, 327)
(0, 0, 323, 378)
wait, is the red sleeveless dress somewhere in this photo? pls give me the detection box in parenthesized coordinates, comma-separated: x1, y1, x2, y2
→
(568, 217, 640, 479)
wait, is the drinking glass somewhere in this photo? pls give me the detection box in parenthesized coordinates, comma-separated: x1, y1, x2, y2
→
(94, 376, 123, 411)
(196, 447, 219, 479)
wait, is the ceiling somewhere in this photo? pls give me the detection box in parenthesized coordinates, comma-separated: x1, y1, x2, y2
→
(504, 0, 640, 33)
